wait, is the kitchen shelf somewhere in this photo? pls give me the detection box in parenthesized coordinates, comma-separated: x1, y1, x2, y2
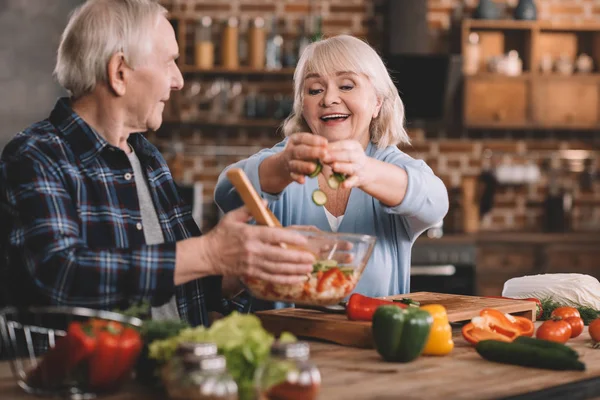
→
(464, 19, 536, 31)
(163, 118, 284, 128)
(179, 65, 296, 76)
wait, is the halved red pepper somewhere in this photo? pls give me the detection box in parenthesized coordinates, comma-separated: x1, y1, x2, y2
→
(27, 321, 96, 388)
(346, 293, 407, 321)
(462, 308, 535, 345)
(88, 321, 142, 391)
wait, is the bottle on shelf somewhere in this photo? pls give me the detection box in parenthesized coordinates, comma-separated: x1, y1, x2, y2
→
(238, 17, 249, 67)
(248, 17, 266, 69)
(221, 17, 239, 70)
(194, 16, 214, 70)
(296, 16, 311, 61)
(265, 17, 283, 70)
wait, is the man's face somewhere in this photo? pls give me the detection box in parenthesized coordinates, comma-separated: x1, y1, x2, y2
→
(125, 15, 183, 132)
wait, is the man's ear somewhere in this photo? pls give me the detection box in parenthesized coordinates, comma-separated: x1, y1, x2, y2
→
(107, 52, 130, 96)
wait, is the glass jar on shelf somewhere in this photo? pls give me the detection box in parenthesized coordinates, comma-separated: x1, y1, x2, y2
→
(255, 341, 321, 400)
(167, 353, 238, 400)
(195, 16, 214, 70)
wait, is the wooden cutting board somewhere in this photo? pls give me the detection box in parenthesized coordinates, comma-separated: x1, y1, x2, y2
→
(256, 292, 537, 348)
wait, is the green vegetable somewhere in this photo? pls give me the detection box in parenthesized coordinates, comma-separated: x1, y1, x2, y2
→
(372, 305, 433, 363)
(135, 319, 190, 386)
(540, 298, 600, 325)
(308, 160, 322, 178)
(476, 340, 586, 371)
(312, 189, 327, 206)
(513, 336, 579, 359)
(149, 312, 296, 400)
(393, 298, 421, 307)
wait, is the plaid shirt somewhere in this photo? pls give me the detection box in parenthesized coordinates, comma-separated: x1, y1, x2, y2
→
(0, 98, 226, 327)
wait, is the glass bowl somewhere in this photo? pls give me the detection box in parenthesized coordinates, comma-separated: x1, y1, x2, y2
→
(242, 229, 376, 306)
(0, 306, 143, 399)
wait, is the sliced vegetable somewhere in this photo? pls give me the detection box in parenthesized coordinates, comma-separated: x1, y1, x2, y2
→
(484, 296, 543, 320)
(327, 174, 341, 189)
(311, 189, 327, 206)
(461, 308, 534, 345)
(346, 293, 406, 322)
(420, 304, 454, 356)
(513, 336, 579, 359)
(536, 318, 572, 343)
(308, 160, 322, 178)
(332, 172, 347, 183)
(372, 305, 433, 363)
(316, 267, 345, 293)
(475, 340, 586, 371)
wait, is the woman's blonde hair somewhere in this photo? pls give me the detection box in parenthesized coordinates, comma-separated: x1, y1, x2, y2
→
(54, 0, 167, 99)
(282, 34, 410, 148)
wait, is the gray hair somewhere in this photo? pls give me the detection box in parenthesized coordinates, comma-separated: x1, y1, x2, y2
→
(282, 34, 410, 148)
(54, 0, 168, 99)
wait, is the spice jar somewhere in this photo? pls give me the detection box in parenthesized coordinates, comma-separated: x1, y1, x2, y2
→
(221, 17, 239, 70)
(195, 16, 214, 70)
(163, 342, 219, 398)
(167, 354, 238, 400)
(248, 17, 266, 69)
(255, 341, 321, 400)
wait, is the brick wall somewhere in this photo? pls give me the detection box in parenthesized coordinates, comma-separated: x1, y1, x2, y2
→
(155, 0, 600, 233)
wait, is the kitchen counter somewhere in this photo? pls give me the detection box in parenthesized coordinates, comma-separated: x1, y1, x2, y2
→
(416, 232, 600, 245)
(1, 324, 599, 399)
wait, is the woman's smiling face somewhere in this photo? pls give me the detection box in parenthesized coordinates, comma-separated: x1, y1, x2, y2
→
(302, 70, 381, 146)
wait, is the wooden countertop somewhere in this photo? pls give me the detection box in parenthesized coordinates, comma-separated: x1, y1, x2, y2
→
(1, 324, 599, 399)
(416, 232, 600, 245)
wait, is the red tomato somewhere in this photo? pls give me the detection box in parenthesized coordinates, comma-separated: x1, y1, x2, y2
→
(564, 316, 584, 338)
(551, 307, 580, 320)
(536, 319, 572, 343)
(590, 318, 600, 342)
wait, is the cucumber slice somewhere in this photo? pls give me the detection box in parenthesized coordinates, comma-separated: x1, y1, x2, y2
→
(319, 259, 339, 268)
(333, 172, 347, 182)
(308, 160, 322, 178)
(327, 175, 340, 189)
(312, 189, 327, 206)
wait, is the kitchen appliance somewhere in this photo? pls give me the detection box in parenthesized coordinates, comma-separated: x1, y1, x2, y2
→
(256, 292, 536, 348)
(410, 242, 476, 296)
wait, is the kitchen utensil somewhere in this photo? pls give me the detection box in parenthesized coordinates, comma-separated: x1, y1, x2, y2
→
(226, 168, 279, 227)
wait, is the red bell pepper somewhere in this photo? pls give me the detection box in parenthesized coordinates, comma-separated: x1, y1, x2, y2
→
(316, 267, 345, 293)
(27, 321, 96, 388)
(484, 296, 543, 319)
(346, 293, 407, 321)
(462, 308, 535, 345)
(88, 321, 142, 391)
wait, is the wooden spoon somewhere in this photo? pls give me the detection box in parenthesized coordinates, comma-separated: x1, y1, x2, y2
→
(226, 168, 282, 227)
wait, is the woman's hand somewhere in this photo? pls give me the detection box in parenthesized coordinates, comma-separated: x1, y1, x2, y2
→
(322, 140, 370, 189)
(281, 133, 328, 184)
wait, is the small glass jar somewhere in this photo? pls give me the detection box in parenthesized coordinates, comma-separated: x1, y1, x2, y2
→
(163, 342, 218, 398)
(168, 354, 238, 400)
(255, 341, 321, 400)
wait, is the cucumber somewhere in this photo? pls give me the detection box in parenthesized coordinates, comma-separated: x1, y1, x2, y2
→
(312, 189, 327, 206)
(308, 160, 322, 178)
(327, 174, 340, 189)
(513, 336, 579, 359)
(475, 340, 586, 371)
(333, 172, 347, 182)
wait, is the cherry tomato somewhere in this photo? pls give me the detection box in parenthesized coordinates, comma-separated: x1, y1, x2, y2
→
(590, 318, 600, 342)
(536, 319, 572, 343)
(564, 316, 584, 338)
(551, 307, 580, 320)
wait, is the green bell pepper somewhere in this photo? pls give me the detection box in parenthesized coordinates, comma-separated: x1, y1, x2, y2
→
(372, 305, 433, 362)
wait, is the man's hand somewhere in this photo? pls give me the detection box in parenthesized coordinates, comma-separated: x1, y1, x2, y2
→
(204, 206, 315, 284)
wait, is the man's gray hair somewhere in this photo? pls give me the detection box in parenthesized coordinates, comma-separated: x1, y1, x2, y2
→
(54, 0, 168, 99)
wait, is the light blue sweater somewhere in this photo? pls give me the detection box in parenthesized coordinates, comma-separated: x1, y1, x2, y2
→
(214, 139, 449, 297)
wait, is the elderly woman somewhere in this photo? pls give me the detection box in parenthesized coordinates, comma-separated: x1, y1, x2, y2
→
(215, 35, 448, 298)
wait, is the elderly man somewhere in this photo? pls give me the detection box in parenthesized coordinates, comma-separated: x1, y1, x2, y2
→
(0, 0, 314, 326)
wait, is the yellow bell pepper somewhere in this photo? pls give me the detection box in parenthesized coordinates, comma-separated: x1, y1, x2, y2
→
(420, 304, 454, 356)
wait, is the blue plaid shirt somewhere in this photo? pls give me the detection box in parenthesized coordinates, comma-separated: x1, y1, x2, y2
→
(0, 98, 225, 326)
